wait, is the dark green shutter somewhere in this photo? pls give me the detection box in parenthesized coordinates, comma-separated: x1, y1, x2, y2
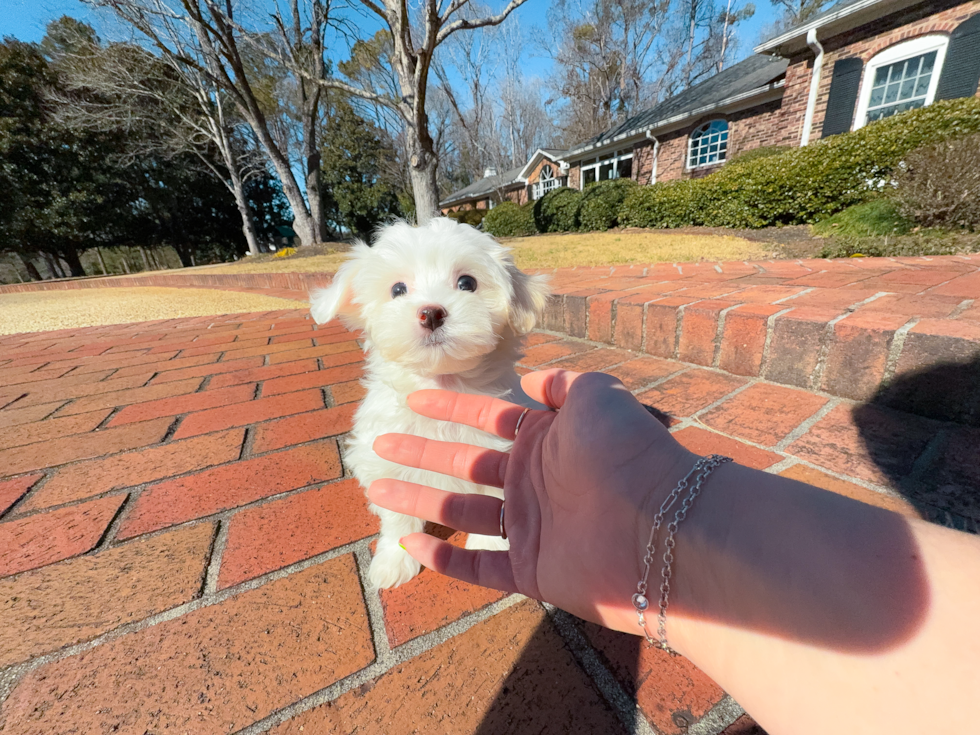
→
(935, 14, 980, 100)
(821, 57, 864, 137)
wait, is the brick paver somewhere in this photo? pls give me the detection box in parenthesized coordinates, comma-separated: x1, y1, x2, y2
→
(1, 264, 978, 734)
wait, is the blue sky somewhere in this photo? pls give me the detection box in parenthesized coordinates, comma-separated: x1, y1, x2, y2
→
(3, 0, 783, 80)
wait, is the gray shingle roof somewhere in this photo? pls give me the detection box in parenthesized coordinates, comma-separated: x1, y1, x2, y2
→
(566, 55, 788, 157)
(440, 166, 524, 207)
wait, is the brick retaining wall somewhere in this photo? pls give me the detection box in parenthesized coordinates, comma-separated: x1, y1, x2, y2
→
(4, 255, 980, 423)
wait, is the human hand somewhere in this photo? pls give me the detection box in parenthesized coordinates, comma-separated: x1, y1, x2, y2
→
(369, 369, 697, 634)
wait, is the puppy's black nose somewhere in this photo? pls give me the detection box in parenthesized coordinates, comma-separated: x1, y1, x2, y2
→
(418, 305, 447, 331)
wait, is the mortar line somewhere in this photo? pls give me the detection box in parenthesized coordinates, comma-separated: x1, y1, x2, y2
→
(203, 519, 231, 596)
(687, 695, 745, 735)
(949, 299, 974, 319)
(0, 535, 378, 691)
(234, 594, 527, 734)
(711, 303, 742, 368)
(881, 317, 919, 384)
(774, 398, 842, 452)
(351, 542, 394, 668)
(758, 307, 794, 378)
(545, 605, 657, 735)
(691, 380, 756, 420)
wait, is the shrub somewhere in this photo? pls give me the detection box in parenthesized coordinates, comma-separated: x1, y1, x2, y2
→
(446, 208, 487, 228)
(892, 132, 980, 230)
(619, 98, 980, 229)
(483, 201, 536, 238)
(577, 178, 637, 231)
(811, 199, 912, 238)
(729, 145, 792, 164)
(273, 247, 297, 258)
(533, 187, 582, 232)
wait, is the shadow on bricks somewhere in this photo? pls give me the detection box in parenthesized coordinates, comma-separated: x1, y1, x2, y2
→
(855, 355, 980, 530)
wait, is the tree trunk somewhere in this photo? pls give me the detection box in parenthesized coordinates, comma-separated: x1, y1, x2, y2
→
(260, 136, 315, 246)
(61, 247, 86, 278)
(230, 173, 262, 256)
(410, 155, 441, 225)
(16, 254, 40, 281)
(43, 251, 63, 278)
(306, 147, 326, 243)
(95, 247, 108, 275)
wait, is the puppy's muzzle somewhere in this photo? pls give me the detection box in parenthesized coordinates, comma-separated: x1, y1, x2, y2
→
(418, 305, 448, 331)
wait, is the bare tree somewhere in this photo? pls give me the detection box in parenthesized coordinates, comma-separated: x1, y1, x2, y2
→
(53, 30, 267, 254)
(547, 0, 681, 142)
(87, 0, 331, 245)
(282, 0, 533, 223)
(771, 0, 828, 26)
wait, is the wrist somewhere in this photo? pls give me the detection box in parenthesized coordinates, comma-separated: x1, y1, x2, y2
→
(627, 448, 732, 653)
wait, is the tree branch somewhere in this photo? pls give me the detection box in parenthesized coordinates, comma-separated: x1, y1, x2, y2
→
(436, 0, 531, 44)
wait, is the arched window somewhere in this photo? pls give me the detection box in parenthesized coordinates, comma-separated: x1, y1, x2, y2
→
(854, 36, 950, 128)
(687, 120, 729, 169)
(531, 161, 567, 199)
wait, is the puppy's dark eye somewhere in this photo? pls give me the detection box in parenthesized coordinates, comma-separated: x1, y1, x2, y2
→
(391, 282, 407, 298)
(457, 275, 477, 292)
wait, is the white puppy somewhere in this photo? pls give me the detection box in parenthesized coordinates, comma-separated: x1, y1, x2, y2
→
(309, 218, 550, 588)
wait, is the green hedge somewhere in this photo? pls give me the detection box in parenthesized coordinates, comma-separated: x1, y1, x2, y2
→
(619, 98, 980, 229)
(577, 179, 637, 231)
(483, 201, 536, 238)
(533, 187, 582, 232)
(446, 208, 487, 228)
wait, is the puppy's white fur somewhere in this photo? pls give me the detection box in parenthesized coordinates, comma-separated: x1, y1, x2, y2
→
(310, 218, 550, 588)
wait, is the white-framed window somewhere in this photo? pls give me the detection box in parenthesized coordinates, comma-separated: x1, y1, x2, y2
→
(579, 149, 633, 189)
(854, 35, 949, 128)
(530, 163, 567, 199)
(687, 120, 729, 169)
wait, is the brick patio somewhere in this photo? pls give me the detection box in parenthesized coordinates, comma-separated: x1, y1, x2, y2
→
(1, 258, 978, 734)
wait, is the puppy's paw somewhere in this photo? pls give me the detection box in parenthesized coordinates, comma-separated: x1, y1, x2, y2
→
(368, 544, 421, 589)
(465, 533, 510, 552)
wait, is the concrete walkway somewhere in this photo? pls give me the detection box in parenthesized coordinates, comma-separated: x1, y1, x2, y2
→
(0, 263, 977, 734)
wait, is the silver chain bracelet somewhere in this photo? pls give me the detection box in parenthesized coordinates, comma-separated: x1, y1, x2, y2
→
(632, 454, 732, 653)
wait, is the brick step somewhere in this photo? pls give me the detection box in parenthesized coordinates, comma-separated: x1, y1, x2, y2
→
(4, 255, 978, 425)
(538, 256, 980, 427)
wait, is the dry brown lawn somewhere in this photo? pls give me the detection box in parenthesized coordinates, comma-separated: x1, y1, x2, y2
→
(195, 230, 772, 275)
(0, 287, 303, 335)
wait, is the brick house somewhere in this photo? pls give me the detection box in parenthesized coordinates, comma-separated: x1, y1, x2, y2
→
(443, 0, 980, 207)
(440, 149, 568, 213)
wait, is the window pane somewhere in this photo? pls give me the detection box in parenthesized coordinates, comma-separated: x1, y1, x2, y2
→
(866, 50, 938, 122)
(600, 162, 614, 180)
(618, 158, 632, 179)
(583, 168, 596, 186)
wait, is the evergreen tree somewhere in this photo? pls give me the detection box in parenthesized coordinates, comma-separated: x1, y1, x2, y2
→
(320, 97, 402, 239)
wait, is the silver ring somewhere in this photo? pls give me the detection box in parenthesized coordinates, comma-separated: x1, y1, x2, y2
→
(499, 502, 507, 539)
(514, 408, 531, 439)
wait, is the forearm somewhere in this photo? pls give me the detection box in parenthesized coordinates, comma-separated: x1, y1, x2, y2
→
(621, 462, 980, 735)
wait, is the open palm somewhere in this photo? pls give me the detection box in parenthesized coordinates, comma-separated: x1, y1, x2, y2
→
(369, 368, 695, 632)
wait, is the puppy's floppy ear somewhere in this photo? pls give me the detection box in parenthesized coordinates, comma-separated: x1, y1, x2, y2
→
(506, 266, 551, 335)
(309, 243, 369, 326)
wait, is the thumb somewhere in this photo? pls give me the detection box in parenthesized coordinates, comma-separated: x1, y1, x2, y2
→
(520, 369, 584, 409)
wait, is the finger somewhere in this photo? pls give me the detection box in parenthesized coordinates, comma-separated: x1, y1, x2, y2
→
(368, 479, 503, 537)
(407, 390, 527, 439)
(400, 533, 518, 594)
(374, 434, 509, 488)
(520, 369, 585, 409)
